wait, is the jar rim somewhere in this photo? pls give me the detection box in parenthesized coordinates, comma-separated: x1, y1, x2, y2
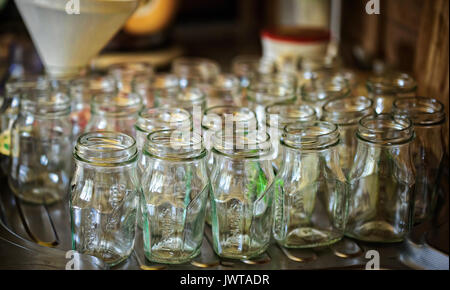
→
(74, 131, 138, 166)
(357, 114, 414, 145)
(392, 97, 445, 126)
(21, 89, 71, 116)
(282, 121, 340, 150)
(366, 72, 417, 94)
(265, 103, 317, 129)
(91, 91, 143, 117)
(322, 96, 374, 125)
(202, 106, 257, 130)
(136, 107, 192, 133)
(212, 129, 271, 158)
(301, 74, 351, 102)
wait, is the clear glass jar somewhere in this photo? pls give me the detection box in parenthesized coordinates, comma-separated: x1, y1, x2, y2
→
(1, 76, 48, 175)
(85, 91, 143, 138)
(393, 97, 446, 223)
(208, 74, 241, 107)
(132, 73, 179, 108)
(247, 76, 297, 125)
(9, 89, 72, 204)
(366, 72, 417, 114)
(300, 72, 351, 118)
(232, 55, 262, 89)
(175, 87, 207, 116)
(346, 114, 415, 243)
(140, 130, 208, 264)
(265, 103, 317, 172)
(210, 130, 274, 259)
(70, 74, 117, 140)
(273, 122, 347, 248)
(172, 57, 220, 90)
(322, 96, 374, 176)
(70, 131, 139, 266)
(108, 62, 154, 94)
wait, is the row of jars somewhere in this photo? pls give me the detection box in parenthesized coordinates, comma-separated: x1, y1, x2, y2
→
(0, 57, 445, 266)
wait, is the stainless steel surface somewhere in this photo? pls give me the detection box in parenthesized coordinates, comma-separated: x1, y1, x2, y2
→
(0, 173, 448, 270)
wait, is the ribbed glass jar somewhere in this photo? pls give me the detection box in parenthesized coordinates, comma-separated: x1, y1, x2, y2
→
(140, 130, 208, 264)
(210, 130, 274, 259)
(346, 114, 415, 243)
(9, 89, 72, 204)
(393, 97, 446, 223)
(273, 121, 347, 248)
(322, 96, 374, 176)
(70, 131, 139, 266)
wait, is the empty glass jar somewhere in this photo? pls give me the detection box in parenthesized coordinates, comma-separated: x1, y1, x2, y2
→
(393, 97, 446, 223)
(70, 131, 139, 266)
(141, 130, 208, 264)
(207, 74, 241, 107)
(108, 62, 154, 94)
(322, 96, 374, 176)
(366, 72, 417, 114)
(132, 73, 179, 108)
(346, 114, 415, 243)
(273, 122, 347, 248)
(210, 130, 274, 259)
(9, 89, 72, 204)
(172, 57, 220, 93)
(265, 103, 317, 172)
(300, 72, 351, 118)
(85, 91, 143, 138)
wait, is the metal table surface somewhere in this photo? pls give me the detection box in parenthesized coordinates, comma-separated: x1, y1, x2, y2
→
(0, 172, 448, 270)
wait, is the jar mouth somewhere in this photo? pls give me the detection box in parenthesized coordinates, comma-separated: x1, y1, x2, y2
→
(21, 89, 71, 116)
(172, 57, 221, 83)
(393, 97, 445, 126)
(282, 121, 339, 150)
(265, 103, 317, 129)
(210, 73, 240, 95)
(91, 92, 143, 117)
(357, 114, 414, 145)
(202, 106, 257, 131)
(177, 87, 206, 103)
(366, 72, 417, 94)
(108, 62, 154, 80)
(301, 74, 351, 102)
(144, 130, 206, 160)
(212, 130, 271, 158)
(133, 73, 179, 92)
(74, 131, 138, 166)
(6, 75, 49, 94)
(249, 72, 298, 89)
(322, 96, 374, 125)
(247, 81, 296, 104)
(136, 107, 192, 133)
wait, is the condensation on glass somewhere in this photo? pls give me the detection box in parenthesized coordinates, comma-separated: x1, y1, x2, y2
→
(346, 114, 415, 243)
(70, 131, 139, 266)
(140, 130, 208, 264)
(273, 121, 347, 248)
(393, 97, 446, 223)
(322, 96, 374, 176)
(210, 130, 274, 259)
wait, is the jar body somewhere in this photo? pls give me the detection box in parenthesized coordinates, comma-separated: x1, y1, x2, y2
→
(273, 146, 347, 248)
(140, 155, 209, 264)
(411, 125, 445, 222)
(346, 141, 415, 242)
(70, 132, 139, 266)
(9, 110, 72, 204)
(335, 123, 359, 177)
(210, 153, 274, 259)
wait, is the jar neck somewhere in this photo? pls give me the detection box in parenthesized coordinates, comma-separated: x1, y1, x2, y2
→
(136, 107, 192, 133)
(21, 90, 71, 117)
(266, 103, 317, 129)
(281, 121, 340, 151)
(91, 92, 143, 118)
(74, 131, 138, 166)
(322, 96, 374, 125)
(144, 130, 206, 161)
(212, 130, 271, 158)
(393, 97, 445, 126)
(356, 114, 414, 146)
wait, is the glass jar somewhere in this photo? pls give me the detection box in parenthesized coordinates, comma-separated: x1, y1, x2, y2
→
(140, 130, 208, 264)
(392, 97, 446, 223)
(175, 87, 207, 116)
(322, 96, 374, 176)
(273, 122, 347, 248)
(300, 72, 351, 118)
(1, 76, 48, 175)
(265, 103, 317, 172)
(69, 74, 117, 140)
(70, 131, 139, 266)
(172, 57, 220, 90)
(208, 74, 241, 107)
(9, 89, 72, 204)
(232, 55, 262, 89)
(247, 76, 297, 125)
(346, 114, 415, 243)
(108, 62, 154, 94)
(210, 130, 274, 259)
(366, 72, 417, 114)
(132, 73, 179, 108)
(85, 91, 143, 138)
